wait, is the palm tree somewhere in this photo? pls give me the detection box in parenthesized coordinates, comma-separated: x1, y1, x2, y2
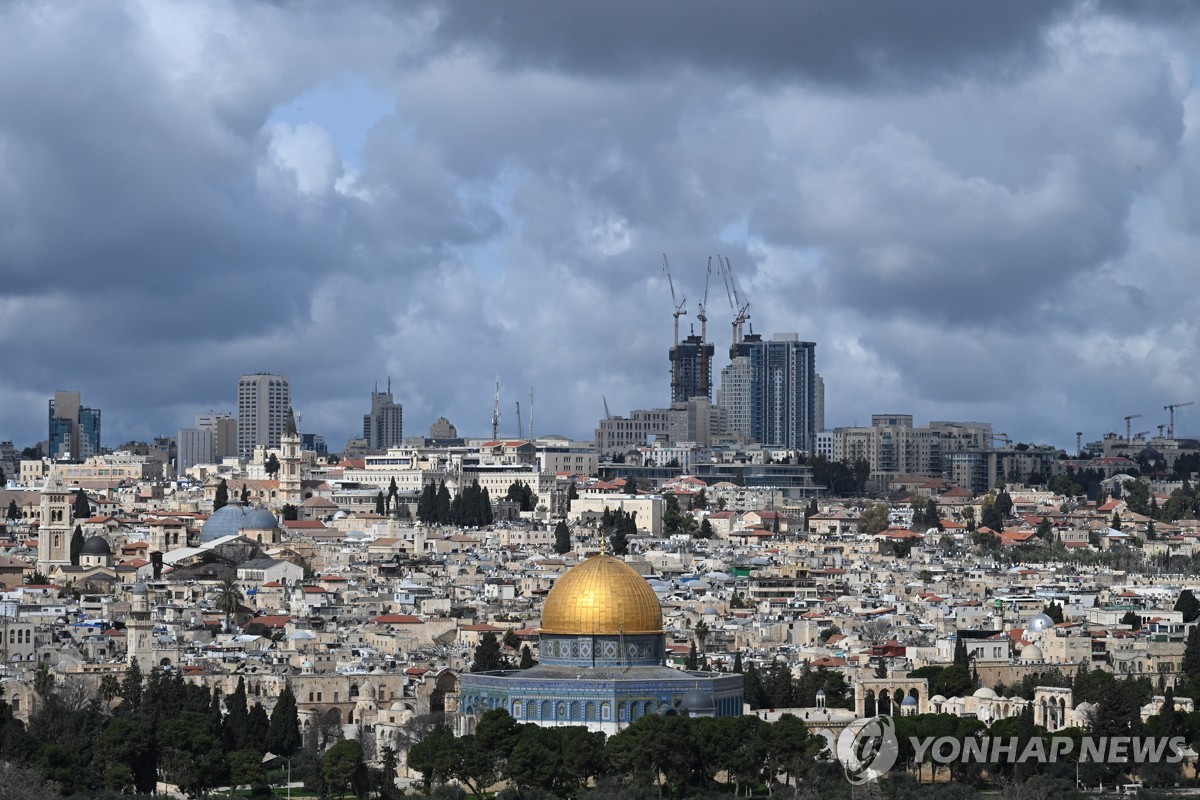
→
(216, 576, 244, 632)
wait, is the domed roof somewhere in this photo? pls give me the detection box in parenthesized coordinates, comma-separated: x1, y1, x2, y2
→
(973, 687, 998, 699)
(1027, 613, 1055, 632)
(682, 689, 715, 714)
(1021, 644, 1044, 662)
(80, 536, 112, 556)
(540, 555, 663, 635)
(902, 694, 919, 706)
(201, 503, 279, 544)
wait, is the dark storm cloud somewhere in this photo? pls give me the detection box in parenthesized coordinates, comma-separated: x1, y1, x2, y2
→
(433, 1, 1070, 86)
(4, 1, 1200, 453)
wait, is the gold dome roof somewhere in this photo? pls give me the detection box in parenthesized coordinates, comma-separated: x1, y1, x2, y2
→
(540, 555, 663, 635)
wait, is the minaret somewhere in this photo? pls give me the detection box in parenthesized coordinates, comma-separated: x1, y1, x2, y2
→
(127, 583, 154, 669)
(36, 470, 72, 574)
(279, 406, 302, 507)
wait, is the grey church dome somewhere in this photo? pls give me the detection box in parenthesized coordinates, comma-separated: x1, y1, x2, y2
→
(201, 503, 279, 544)
(80, 536, 112, 556)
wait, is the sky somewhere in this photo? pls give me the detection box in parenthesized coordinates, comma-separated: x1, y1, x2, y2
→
(4, 1, 1200, 453)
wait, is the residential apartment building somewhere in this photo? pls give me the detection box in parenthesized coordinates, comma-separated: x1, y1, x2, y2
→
(48, 390, 101, 460)
(595, 408, 671, 456)
(717, 334, 817, 453)
(237, 373, 290, 458)
(363, 380, 404, 451)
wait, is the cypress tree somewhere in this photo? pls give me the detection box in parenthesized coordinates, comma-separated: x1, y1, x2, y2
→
(73, 488, 90, 520)
(435, 482, 451, 524)
(733, 651, 743, 673)
(519, 645, 535, 669)
(554, 520, 571, 554)
(374, 491, 386, 515)
(267, 684, 302, 756)
(70, 525, 85, 565)
(247, 702, 270, 753)
(224, 676, 249, 751)
(214, 479, 229, 512)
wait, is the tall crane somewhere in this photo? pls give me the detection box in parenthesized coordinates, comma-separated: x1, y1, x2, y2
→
(697, 257, 712, 398)
(1165, 401, 1194, 439)
(718, 255, 750, 357)
(1124, 413, 1142, 444)
(491, 377, 501, 441)
(529, 387, 535, 441)
(992, 433, 1012, 447)
(515, 401, 523, 439)
(662, 253, 687, 402)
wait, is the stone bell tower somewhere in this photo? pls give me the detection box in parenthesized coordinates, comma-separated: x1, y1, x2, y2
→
(37, 470, 72, 573)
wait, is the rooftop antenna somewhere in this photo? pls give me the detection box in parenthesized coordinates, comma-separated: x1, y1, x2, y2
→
(516, 401, 523, 439)
(491, 377, 501, 441)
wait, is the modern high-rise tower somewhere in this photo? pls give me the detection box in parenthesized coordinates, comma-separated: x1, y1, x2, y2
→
(717, 334, 816, 452)
(48, 390, 101, 460)
(749, 334, 816, 452)
(237, 374, 291, 458)
(363, 379, 403, 451)
(669, 333, 715, 403)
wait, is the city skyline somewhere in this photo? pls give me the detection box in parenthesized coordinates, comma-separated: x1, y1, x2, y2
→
(4, 3, 1200, 451)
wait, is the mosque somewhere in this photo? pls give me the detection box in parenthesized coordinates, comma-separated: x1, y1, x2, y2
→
(458, 553, 744, 734)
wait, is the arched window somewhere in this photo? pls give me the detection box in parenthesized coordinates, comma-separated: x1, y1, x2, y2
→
(527, 700, 536, 719)
(585, 701, 595, 721)
(541, 700, 552, 720)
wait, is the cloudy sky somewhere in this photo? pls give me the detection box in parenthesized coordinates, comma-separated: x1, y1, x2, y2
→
(4, 1, 1200, 453)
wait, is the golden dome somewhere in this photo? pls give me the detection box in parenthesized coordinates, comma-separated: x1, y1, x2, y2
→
(540, 555, 663, 635)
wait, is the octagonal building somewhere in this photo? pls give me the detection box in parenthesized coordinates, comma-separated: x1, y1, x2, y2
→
(458, 554, 743, 734)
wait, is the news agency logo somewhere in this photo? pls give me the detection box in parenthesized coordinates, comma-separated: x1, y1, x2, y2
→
(836, 715, 899, 785)
(834, 721, 1188, 785)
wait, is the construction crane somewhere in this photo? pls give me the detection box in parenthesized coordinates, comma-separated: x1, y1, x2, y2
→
(529, 387, 535, 441)
(1158, 424, 1166, 438)
(491, 377, 501, 441)
(697, 257, 712, 398)
(516, 401, 523, 439)
(1124, 413, 1142, 444)
(718, 255, 750, 357)
(992, 433, 1012, 447)
(662, 254, 687, 402)
(1134, 431, 1150, 441)
(1165, 401, 1194, 439)
(603, 395, 612, 421)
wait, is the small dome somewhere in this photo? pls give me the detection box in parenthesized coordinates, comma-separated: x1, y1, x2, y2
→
(931, 694, 947, 703)
(902, 695, 918, 707)
(540, 555, 663, 635)
(1027, 613, 1055, 632)
(973, 687, 998, 699)
(1021, 644, 1044, 662)
(815, 689, 826, 697)
(80, 536, 112, 556)
(682, 689, 715, 714)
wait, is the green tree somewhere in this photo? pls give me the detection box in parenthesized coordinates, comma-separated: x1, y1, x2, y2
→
(408, 726, 456, 793)
(435, 481, 451, 523)
(416, 483, 436, 523)
(1043, 601, 1065, 624)
(5, 500, 18, 521)
(216, 576, 244, 632)
(554, 520, 571, 555)
(72, 488, 90, 520)
(698, 518, 714, 539)
(1176, 589, 1200, 624)
(374, 491, 385, 515)
(323, 739, 368, 799)
(1120, 610, 1141, 629)
(387, 476, 399, 515)
(625, 474, 639, 495)
(471, 632, 507, 672)
(267, 684, 303, 756)
(1037, 516, 1054, 539)
(240, 483, 250, 503)
(69, 525, 84, 566)
(264, 452, 280, 478)
(1123, 479, 1150, 516)
(229, 748, 268, 795)
(223, 676, 249, 751)
(519, 645, 535, 669)
(214, 478, 229, 512)
(861, 502, 891, 535)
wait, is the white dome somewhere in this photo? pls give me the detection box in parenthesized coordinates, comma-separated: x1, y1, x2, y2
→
(973, 687, 998, 699)
(1020, 644, 1044, 662)
(931, 694, 947, 703)
(1027, 613, 1055, 632)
